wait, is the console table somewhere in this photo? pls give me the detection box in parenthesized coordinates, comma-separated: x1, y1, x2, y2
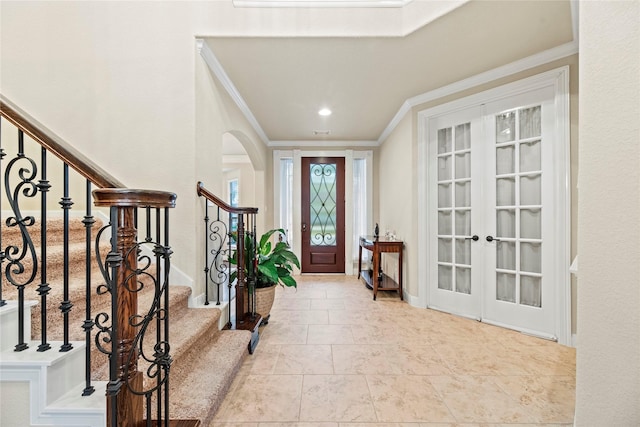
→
(358, 236, 404, 301)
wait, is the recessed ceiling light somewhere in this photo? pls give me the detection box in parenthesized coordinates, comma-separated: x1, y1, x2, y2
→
(318, 108, 332, 116)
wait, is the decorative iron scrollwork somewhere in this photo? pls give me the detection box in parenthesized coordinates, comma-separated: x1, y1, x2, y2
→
(208, 219, 230, 304)
(122, 241, 172, 396)
(3, 149, 38, 287)
(310, 163, 337, 246)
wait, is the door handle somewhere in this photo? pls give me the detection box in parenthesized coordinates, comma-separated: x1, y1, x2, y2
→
(302, 223, 307, 232)
(486, 235, 501, 242)
(465, 235, 479, 241)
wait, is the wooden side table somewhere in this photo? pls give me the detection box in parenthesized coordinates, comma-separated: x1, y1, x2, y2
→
(358, 236, 404, 301)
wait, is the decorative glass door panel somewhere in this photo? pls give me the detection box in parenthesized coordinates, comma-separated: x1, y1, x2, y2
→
(301, 157, 345, 273)
(309, 163, 337, 246)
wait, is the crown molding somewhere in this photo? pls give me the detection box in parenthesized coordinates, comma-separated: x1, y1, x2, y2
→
(269, 139, 378, 148)
(197, 39, 270, 145)
(233, 0, 412, 8)
(377, 40, 579, 145)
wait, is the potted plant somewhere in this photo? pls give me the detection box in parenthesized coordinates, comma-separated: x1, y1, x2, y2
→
(229, 228, 300, 324)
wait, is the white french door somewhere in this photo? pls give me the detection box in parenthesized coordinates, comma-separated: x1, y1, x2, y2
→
(428, 106, 483, 320)
(427, 80, 567, 340)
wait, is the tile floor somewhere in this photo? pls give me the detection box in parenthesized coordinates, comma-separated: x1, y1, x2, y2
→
(211, 275, 576, 427)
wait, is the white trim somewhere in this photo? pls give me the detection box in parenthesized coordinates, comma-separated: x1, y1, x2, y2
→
(232, 0, 413, 8)
(404, 291, 421, 307)
(276, 149, 372, 275)
(0, 342, 106, 426)
(380, 41, 578, 144)
(269, 140, 379, 148)
(555, 66, 572, 346)
(407, 43, 577, 111)
(570, 0, 580, 45)
(385, 41, 574, 141)
(416, 114, 429, 308)
(345, 150, 354, 275)
(197, 39, 270, 145)
(378, 101, 412, 145)
(481, 319, 558, 342)
(416, 67, 571, 345)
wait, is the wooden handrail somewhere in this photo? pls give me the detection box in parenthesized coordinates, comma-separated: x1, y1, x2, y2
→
(197, 181, 258, 215)
(0, 95, 125, 189)
(93, 188, 177, 208)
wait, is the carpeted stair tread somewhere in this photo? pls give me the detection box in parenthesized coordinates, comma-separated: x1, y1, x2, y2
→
(2, 217, 104, 247)
(92, 296, 220, 382)
(159, 330, 250, 424)
(138, 307, 222, 384)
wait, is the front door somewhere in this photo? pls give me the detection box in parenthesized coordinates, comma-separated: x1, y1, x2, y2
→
(301, 157, 345, 273)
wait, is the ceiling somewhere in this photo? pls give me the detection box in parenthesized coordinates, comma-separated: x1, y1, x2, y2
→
(205, 0, 575, 147)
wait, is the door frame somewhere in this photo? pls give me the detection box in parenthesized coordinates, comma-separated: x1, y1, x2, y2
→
(273, 149, 374, 276)
(417, 67, 571, 344)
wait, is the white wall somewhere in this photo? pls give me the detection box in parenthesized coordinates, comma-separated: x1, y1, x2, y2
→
(575, 1, 640, 424)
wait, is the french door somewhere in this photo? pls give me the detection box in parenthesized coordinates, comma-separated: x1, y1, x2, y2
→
(428, 84, 564, 339)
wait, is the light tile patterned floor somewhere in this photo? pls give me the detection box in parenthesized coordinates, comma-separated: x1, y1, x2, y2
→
(211, 275, 576, 427)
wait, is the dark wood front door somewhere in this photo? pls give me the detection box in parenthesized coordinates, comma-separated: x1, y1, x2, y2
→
(301, 157, 345, 273)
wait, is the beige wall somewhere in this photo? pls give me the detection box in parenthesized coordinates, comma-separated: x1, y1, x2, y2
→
(0, 2, 272, 299)
(377, 113, 416, 295)
(223, 163, 257, 208)
(575, 1, 640, 424)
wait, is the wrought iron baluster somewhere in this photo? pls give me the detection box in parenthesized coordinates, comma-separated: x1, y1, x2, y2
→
(82, 180, 95, 395)
(37, 147, 51, 352)
(154, 207, 163, 423)
(204, 202, 209, 305)
(226, 208, 232, 328)
(59, 163, 73, 352)
(163, 206, 171, 426)
(0, 116, 5, 308)
(5, 129, 39, 352)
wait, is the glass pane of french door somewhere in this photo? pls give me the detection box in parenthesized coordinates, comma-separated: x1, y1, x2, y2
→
(429, 107, 482, 318)
(437, 124, 472, 294)
(494, 106, 543, 307)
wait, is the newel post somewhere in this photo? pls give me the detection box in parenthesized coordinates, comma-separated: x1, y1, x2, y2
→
(93, 188, 176, 427)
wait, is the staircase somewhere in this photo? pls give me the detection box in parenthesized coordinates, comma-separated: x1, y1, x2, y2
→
(0, 216, 251, 426)
(0, 96, 251, 426)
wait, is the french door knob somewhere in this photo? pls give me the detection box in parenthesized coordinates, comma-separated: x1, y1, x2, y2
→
(486, 235, 501, 242)
(465, 235, 479, 241)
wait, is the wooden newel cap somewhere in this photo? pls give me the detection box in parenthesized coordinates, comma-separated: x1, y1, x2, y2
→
(92, 188, 177, 208)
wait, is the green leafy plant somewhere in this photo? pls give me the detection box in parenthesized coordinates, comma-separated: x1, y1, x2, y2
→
(229, 228, 300, 289)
